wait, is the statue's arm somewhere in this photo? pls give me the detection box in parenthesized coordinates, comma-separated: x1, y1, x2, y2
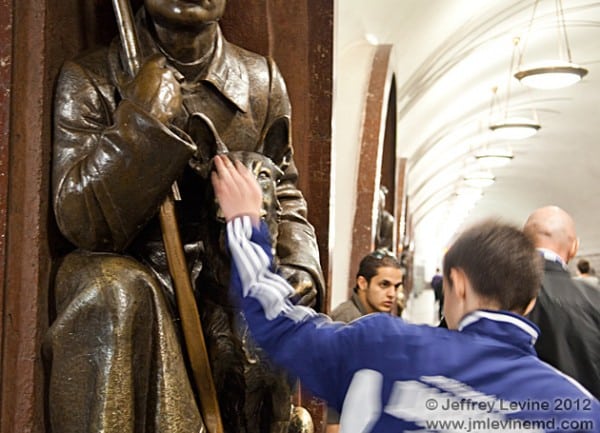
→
(264, 58, 326, 309)
(52, 59, 194, 252)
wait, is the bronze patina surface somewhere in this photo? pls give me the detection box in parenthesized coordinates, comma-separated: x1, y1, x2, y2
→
(44, 1, 324, 432)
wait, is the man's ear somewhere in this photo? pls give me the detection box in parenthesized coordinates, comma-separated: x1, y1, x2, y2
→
(449, 267, 467, 300)
(523, 297, 537, 316)
(567, 237, 579, 263)
(357, 275, 368, 291)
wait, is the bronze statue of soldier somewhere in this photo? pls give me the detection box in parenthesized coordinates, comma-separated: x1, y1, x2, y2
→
(375, 186, 394, 251)
(43, 1, 325, 432)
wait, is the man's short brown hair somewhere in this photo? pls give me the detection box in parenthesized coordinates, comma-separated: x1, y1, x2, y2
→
(443, 220, 542, 314)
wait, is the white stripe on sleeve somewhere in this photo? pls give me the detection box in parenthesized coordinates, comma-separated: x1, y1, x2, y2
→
(227, 216, 316, 322)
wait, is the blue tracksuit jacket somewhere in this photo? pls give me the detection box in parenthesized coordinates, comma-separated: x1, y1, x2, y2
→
(226, 216, 600, 432)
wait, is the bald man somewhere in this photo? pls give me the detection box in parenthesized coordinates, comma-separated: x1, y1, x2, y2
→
(523, 206, 600, 398)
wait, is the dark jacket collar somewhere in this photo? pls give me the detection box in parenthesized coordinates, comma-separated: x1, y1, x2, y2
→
(543, 258, 569, 273)
(537, 248, 568, 271)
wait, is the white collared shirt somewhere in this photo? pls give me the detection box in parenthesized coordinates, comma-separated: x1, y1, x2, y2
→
(536, 247, 568, 269)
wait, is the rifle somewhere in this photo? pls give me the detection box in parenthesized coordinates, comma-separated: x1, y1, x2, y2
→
(110, 1, 224, 432)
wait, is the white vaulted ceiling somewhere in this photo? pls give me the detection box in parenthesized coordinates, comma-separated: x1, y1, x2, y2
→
(335, 0, 600, 276)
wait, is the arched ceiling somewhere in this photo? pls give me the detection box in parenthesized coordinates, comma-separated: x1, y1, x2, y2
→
(338, 0, 600, 268)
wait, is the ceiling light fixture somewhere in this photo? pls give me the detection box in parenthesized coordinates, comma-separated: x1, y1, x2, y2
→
(514, 0, 588, 89)
(475, 147, 514, 168)
(463, 170, 496, 188)
(489, 39, 541, 140)
(489, 118, 540, 139)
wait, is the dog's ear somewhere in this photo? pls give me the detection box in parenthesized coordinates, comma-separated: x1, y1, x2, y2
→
(261, 116, 291, 171)
(188, 113, 228, 177)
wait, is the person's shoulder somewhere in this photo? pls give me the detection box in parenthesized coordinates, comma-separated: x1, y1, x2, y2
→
(528, 358, 600, 402)
(534, 277, 600, 332)
(220, 37, 287, 96)
(330, 299, 360, 323)
(579, 275, 600, 289)
(431, 275, 443, 289)
(573, 278, 600, 307)
(352, 313, 442, 340)
(542, 266, 579, 292)
(335, 313, 397, 335)
(330, 298, 351, 314)
(60, 47, 109, 74)
(542, 273, 600, 301)
(222, 37, 269, 68)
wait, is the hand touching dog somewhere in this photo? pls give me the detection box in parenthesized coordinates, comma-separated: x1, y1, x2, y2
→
(211, 155, 263, 226)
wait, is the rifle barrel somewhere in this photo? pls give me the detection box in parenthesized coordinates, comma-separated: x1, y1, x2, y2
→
(111, 0, 141, 76)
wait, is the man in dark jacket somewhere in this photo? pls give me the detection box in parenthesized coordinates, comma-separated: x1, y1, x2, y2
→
(524, 205, 600, 399)
(430, 267, 444, 320)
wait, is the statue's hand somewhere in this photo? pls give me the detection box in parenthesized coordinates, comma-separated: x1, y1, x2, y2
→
(279, 266, 317, 307)
(124, 54, 182, 124)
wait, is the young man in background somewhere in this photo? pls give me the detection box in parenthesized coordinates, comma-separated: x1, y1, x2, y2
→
(330, 250, 403, 322)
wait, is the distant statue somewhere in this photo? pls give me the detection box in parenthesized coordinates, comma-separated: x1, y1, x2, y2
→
(43, 1, 324, 432)
(375, 186, 395, 251)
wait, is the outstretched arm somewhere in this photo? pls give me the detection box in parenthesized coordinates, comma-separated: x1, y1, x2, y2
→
(212, 152, 322, 307)
(211, 155, 350, 409)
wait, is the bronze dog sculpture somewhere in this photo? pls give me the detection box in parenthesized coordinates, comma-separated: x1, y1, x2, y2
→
(189, 116, 308, 433)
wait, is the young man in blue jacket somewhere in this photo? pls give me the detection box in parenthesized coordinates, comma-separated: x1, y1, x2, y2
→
(211, 155, 600, 432)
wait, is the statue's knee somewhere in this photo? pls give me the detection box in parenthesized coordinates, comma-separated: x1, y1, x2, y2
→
(54, 251, 158, 315)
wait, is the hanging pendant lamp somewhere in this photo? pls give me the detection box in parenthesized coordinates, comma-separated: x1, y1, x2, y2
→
(514, 0, 588, 89)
